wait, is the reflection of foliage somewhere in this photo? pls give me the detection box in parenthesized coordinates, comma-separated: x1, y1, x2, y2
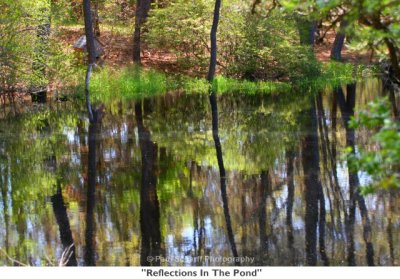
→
(0, 104, 81, 264)
(348, 97, 400, 194)
(146, 92, 308, 174)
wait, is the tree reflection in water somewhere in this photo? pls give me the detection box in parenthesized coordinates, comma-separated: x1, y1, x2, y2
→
(0, 79, 399, 266)
(136, 100, 162, 266)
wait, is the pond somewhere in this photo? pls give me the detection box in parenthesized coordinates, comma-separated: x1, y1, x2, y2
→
(0, 78, 399, 266)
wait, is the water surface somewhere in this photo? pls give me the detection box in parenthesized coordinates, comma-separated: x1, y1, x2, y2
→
(0, 79, 399, 266)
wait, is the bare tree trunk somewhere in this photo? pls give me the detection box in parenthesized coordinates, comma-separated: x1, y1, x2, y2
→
(83, 0, 97, 122)
(133, 0, 152, 64)
(84, 110, 102, 266)
(83, 0, 96, 65)
(51, 185, 78, 266)
(336, 84, 375, 266)
(330, 19, 348, 61)
(207, 0, 222, 82)
(93, 0, 100, 37)
(32, 5, 51, 96)
(384, 38, 400, 82)
(135, 101, 162, 266)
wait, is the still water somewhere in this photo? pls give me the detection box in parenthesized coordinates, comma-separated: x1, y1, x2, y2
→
(0, 79, 398, 266)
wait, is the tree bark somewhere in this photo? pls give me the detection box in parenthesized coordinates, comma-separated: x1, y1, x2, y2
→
(336, 85, 375, 266)
(51, 186, 78, 266)
(209, 92, 239, 263)
(133, 0, 152, 64)
(84, 109, 101, 266)
(384, 38, 400, 81)
(83, 0, 96, 65)
(330, 19, 348, 61)
(93, 0, 101, 37)
(207, 0, 222, 82)
(135, 101, 162, 266)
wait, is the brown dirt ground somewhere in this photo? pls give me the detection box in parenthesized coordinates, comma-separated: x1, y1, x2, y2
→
(59, 26, 373, 73)
(58, 26, 180, 72)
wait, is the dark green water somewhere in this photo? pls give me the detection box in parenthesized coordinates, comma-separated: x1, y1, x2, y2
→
(0, 78, 399, 266)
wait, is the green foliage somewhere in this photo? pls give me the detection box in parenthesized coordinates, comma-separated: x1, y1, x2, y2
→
(348, 97, 400, 194)
(144, 0, 321, 81)
(0, 0, 81, 95)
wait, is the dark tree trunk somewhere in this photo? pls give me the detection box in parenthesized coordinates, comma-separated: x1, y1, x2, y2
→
(93, 0, 101, 37)
(133, 0, 152, 64)
(135, 101, 162, 266)
(83, 0, 97, 122)
(301, 98, 319, 266)
(84, 109, 102, 266)
(83, 0, 96, 65)
(330, 19, 348, 61)
(259, 170, 270, 254)
(286, 150, 295, 263)
(336, 84, 375, 266)
(384, 38, 400, 82)
(51, 185, 78, 266)
(301, 96, 328, 266)
(207, 0, 222, 82)
(209, 92, 239, 263)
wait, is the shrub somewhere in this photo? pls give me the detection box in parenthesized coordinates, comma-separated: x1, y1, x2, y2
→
(144, 0, 320, 81)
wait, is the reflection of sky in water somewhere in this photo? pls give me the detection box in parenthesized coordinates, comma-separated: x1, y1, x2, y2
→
(0, 78, 398, 266)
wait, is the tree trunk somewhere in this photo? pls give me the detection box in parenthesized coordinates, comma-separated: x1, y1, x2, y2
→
(83, 0, 96, 65)
(384, 38, 400, 81)
(135, 101, 162, 266)
(209, 91, 239, 262)
(32, 5, 51, 94)
(51, 185, 78, 266)
(207, 0, 222, 82)
(301, 96, 328, 266)
(133, 0, 152, 64)
(83, 0, 97, 122)
(93, 0, 101, 37)
(336, 85, 375, 266)
(84, 109, 101, 266)
(330, 19, 348, 61)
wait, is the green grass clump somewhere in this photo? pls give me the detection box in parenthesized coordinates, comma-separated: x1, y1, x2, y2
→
(81, 61, 374, 104)
(90, 66, 168, 103)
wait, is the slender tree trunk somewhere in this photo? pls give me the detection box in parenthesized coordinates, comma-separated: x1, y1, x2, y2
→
(336, 85, 375, 266)
(84, 110, 101, 266)
(207, 0, 222, 82)
(135, 101, 162, 266)
(93, 0, 100, 37)
(51, 185, 78, 266)
(209, 92, 239, 262)
(302, 96, 328, 266)
(301, 99, 319, 266)
(83, 0, 96, 64)
(83, 0, 97, 123)
(32, 5, 51, 95)
(331, 19, 348, 61)
(133, 0, 152, 64)
(286, 150, 295, 264)
(384, 38, 400, 81)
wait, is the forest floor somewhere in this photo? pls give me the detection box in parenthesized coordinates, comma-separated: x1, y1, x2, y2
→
(58, 25, 372, 74)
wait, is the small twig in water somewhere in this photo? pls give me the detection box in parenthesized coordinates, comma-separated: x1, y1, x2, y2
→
(58, 244, 75, 267)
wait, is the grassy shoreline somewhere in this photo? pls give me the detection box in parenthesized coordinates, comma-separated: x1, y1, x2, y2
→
(71, 61, 378, 104)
